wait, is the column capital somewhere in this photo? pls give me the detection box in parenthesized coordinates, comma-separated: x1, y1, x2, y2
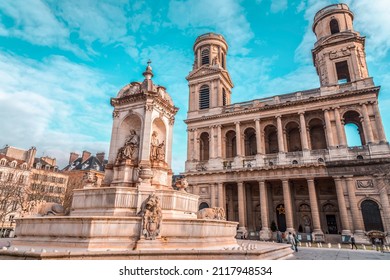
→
(258, 180, 266, 184)
(254, 118, 261, 122)
(217, 124, 222, 128)
(322, 107, 331, 112)
(332, 176, 342, 181)
(234, 121, 240, 125)
(275, 115, 282, 119)
(306, 177, 315, 182)
(298, 111, 305, 115)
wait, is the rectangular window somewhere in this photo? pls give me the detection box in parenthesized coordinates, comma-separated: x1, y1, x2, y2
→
(335, 61, 351, 84)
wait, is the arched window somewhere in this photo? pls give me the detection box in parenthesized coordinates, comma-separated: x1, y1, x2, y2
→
(309, 118, 327, 150)
(264, 125, 278, 154)
(199, 202, 209, 210)
(10, 161, 17, 168)
(199, 85, 210, 109)
(361, 200, 384, 231)
(201, 49, 210, 65)
(225, 130, 237, 158)
(330, 19, 340, 34)
(286, 122, 302, 152)
(222, 88, 227, 106)
(244, 128, 257, 156)
(344, 111, 365, 146)
(0, 159, 7, 166)
(199, 132, 210, 161)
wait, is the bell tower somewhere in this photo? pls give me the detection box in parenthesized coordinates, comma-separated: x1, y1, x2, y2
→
(186, 33, 234, 114)
(312, 4, 370, 88)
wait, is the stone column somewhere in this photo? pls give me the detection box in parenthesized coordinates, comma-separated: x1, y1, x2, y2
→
(235, 122, 242, 156)
(193, 129, 199, 161)
(346, 177, 364, 234)
(259, 180, 271, 240)
(276, 115, 285, 153)
(334, 177, 351, 235)
(187, 129, 193, 160)
(334, 107, 347, 147)
(307, 178, 323, 235)
(362, 103, 374, 144)
(140, 104, 153, 166)
(255, 118, 262, 154)
(217, 182, 224, 209)
(372, 101, 387, 143)
(375, 176, 390, 233)
(282, 179, 294, 233)
(209, 125, 215, 159)
(227, 187, 234, 221)
(299, 112, 309, 151)
(210, 184, 216, 207)
(237, 182, 246, 230)
(217, 125, 222, 158)
(323, 109, 335, 147)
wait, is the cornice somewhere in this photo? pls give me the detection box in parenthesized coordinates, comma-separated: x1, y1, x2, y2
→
(184, 86, 380, 124)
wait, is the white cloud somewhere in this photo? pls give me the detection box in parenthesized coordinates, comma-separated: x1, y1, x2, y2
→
(0, 51, 114, 168)
(167, 0, 254, 55)
(348, 0, 390, 59)
(270, 0, 288, 13)
(0, 0, 81, 55)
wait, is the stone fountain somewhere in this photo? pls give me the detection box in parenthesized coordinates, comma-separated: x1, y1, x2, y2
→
(1, 63, 291, 259)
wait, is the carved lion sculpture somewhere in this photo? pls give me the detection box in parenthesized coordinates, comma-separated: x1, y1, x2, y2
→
(37, 202, 65, 216)
(196, 207, 226, 220)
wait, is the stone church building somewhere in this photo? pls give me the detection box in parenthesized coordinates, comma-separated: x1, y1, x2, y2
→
(183, 4, 390, 243)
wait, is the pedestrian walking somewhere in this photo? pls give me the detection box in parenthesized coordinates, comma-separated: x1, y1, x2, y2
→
(293, 233, 299, 252)
(350, 235, 358, 250)
(374, 237, 381, 251)
(288, 232, 297, 252)
(276, 230, 282, 243)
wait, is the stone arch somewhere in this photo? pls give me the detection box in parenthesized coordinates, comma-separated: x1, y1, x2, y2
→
(330, 18, 340, 34)
(264, 125, 278, 154)
(199, 132, 210, 161)
(285, 121, 302, 152)
(225, 130, 236, 158)
(360, 199, 384, 232)
(343, 110, 365, 146)
(151, 117, 167, 161)
(199, 202, 209, 210)
(309, 118, 327, 150)
(118, 114, 142, 157)
(244, 127, 257, 156)
(201, 48, 210, 65)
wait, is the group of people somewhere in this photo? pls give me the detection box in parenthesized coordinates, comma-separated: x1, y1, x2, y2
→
(276, 230, 299, 252)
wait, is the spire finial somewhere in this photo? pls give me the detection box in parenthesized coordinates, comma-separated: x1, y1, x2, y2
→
(143, 59, 154, 80)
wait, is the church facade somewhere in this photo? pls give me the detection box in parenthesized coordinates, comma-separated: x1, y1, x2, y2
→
(183, 4, 390, 243)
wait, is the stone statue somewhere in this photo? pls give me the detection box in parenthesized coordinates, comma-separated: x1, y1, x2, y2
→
(175, 177, 188, 192)
(197, 207, 226, 220)
(117, 129, 139, 161)
(141, 193, 162, 240)
(150, 131, 165, 162)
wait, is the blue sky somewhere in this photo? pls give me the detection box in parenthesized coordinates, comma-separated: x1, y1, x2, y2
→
(1, 0, 390, 173)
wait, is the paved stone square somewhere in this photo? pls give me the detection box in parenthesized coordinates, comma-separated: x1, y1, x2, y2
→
(287, 247, 390, 260)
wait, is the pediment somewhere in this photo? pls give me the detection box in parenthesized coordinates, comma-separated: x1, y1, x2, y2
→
(186, 66, 234, 87)
(321, 32, 363, 45)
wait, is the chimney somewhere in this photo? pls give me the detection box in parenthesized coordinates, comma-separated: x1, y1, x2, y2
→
(69, 152, 79, 164)
(27, 147, 37, 169)
(96, 152, 105, 164)
(81, 150, 91, 163)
